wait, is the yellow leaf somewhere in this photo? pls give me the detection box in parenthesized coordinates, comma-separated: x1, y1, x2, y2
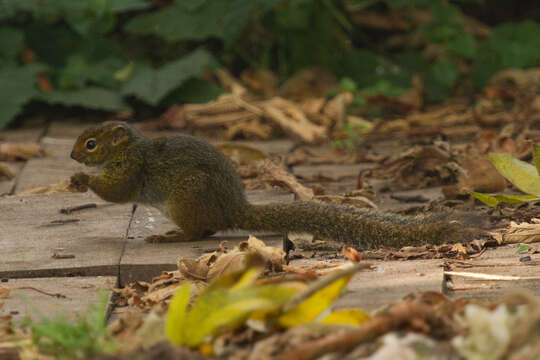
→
(534, 143, 540, 176)
(278, 274, 352, 327)
(165, 283, 190, 345)
(320, 309, 370, 326)
(198, 342, 214, 357)
(183, 285, 296, 346)
(488, 153, 540, 196)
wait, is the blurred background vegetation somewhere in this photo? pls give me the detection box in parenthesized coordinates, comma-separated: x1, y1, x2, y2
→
(1, 0, 540, 129)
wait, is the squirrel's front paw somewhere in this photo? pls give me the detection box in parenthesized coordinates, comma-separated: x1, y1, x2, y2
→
(70, 172, 90, 192)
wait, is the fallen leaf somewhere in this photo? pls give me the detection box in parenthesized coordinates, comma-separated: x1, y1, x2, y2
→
(0, 142, 44, 161)
(488, 153, 540, 196)
(259, 159, 314, 201)
(262, 97, 327, 143)
(0, 162, 15, 180)
(217, 143, 268, 166)
(278, 267, 355, 327)
(470, 192, 537, 206)
(320, 309, 370, 326)
(19, 179, 73, 195)
(0, 285, 10, 299)
(499, 219, 540, 244)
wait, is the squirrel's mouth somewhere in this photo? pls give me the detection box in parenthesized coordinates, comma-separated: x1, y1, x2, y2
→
(70, 151, 85, 163)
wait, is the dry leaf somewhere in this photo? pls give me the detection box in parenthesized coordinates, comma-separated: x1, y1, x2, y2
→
(259, 159, 314, 201)
(0, 142, 44, 161)
(0, 285, 10, 299)
(499, 219, 540, 244)
(0, 162, 15, 180)
(19, 179, 73, 195)
(262, 97, 327, 143)
(217, 143, 268, 166)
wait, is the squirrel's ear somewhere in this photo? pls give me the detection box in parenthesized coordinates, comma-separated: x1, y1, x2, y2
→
(111, 124, 129, 146)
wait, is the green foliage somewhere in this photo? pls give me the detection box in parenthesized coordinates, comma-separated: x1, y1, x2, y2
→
(472, 21, 540, 88)
(121, 49, 218, 105)
(23, 292, 116, 359)
(0, 0, 539, 128)
(125, 0, 278, 43)
(470, 150, 540, 206)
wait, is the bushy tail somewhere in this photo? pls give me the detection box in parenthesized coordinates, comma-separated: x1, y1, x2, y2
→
(240, 201, 480, 249)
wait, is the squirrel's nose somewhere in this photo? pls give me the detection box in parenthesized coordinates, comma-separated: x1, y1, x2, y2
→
(70, 151, 76, 160)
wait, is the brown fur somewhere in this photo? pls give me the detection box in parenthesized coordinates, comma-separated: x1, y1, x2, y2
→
(71, 122, 478, 247)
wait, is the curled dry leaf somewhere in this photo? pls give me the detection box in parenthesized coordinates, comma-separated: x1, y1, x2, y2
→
(259, 159, 314, 201)
(217, 143, 268, 166)
(0, 285, 10, 299)
(19, 179, 74, 195)
(0, 142, 45, 161)
(0, 162, 15, 180)
(443, 155, 507, 199)
(495, 218, 540, 244)
(262, 97, 327, 144)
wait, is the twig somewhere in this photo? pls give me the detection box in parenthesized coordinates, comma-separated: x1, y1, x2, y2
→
(15, 286, 67, 299)
(283, 300, 432, 360)
(444, 271, 540, 281)
(59, 203, 97, 214)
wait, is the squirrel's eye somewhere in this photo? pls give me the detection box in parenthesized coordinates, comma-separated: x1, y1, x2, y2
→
(85, 139, 97, 151)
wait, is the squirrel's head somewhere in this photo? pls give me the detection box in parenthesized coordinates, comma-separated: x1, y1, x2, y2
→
(71, 121, 140, 166)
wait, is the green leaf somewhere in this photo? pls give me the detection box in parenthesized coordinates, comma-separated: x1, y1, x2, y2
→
(122, 49, 218, 105)
(165, 283, 190, 345)
(425, 60, 459, 102)
(164, 78, 225, 105)
(109, 0, 150, 12)
(516, 244, 531, 254)
(38, 87, 129, 111)
(470, 192, 538, 206)
(0, 27, 24, 60)
(165, 267, 297, 347)
(124, 0, 279, 42)
(488, 153, 540, 196)
(278, 273, 352, 327)
(447, 33, 477, 58)
(533, 144, 540, 176)
(0, 65, 41, 128)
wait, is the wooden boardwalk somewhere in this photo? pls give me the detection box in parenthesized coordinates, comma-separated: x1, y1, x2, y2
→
(1, 121, 539, 320)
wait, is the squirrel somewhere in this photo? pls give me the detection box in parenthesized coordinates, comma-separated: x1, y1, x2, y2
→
(70, 121, 479, 248)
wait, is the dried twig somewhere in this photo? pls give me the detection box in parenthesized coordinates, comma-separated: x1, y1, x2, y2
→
(283, 300, 432, 360)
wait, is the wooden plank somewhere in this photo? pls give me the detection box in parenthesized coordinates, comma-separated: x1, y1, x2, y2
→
(0, 276, 116, 321)
(333, 259, 444, 311)
(119, 189, 293, 285)
(14, 136, 89, 194)
(0, 127, 45, 195)
(0, 193, 132, 278)
(444, 245, 540, 301)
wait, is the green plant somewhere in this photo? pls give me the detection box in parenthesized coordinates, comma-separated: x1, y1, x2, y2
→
(471, 144, 540, 206)
(22, 291, 116, 359)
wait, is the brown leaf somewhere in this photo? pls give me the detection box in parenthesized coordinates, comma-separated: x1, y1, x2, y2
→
(0, 162, 15, 180)
(499, 219, 540, 244)
(279, 68, 338, 101)
(443, 155, 507, 198)
(240, 69, 278, 97)
(259, 159, 314, 201)
(20, 179, 73, 195)
(262, 97, 327, 143)
(0, 285, 10, 299)
(224, 119, 274, 140)
(0, 142, 45, 161)
(217, 143, 268, 166)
